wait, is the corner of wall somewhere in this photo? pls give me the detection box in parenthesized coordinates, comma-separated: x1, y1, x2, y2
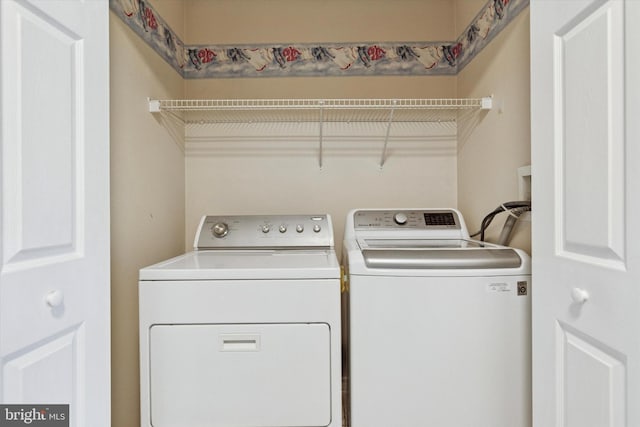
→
(455, 9, 531, 254)
(110, 10, 186, 427)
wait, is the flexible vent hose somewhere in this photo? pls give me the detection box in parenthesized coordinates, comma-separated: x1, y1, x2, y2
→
(470, 201, 531, 242)
(496, 207, 529, 246)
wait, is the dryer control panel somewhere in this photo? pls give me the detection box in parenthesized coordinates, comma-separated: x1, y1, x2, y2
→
(195, 214, 334, 249)
(354, 209, 462, 230)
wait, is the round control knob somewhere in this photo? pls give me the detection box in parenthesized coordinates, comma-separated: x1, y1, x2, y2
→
(296, 224, 304, 233)
(212, 222, 228, 238)
(261, 225, 270, 233)
(313, 224, 322, 233)
(279, 225, 287, 233)
(394, 213, 408, 225)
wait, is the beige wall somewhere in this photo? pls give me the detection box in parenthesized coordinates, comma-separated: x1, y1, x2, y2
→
(183, 0, 458, 252)
(456, 7, 532, 253)
(455, 0, 487, 34)
(185, 0, 457, 44)
(109, 2, 185, 424)
(109, 1, 531, 425)
(153, 0, 186, 39)
(186, 137, 458, 256)
(186, 75, 455, 100)
(184, 0, 457, 100)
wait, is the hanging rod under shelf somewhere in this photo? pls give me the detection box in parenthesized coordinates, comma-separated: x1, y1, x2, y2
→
(148, 97, 493, 168)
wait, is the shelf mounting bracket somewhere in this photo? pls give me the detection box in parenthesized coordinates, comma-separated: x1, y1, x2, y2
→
(318, 100, 324, 169)
(148, 98, 161, 112)
(379, 100, 397, 168)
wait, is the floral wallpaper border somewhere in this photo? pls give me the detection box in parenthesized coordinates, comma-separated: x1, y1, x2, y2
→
(110, 0, 529, 79)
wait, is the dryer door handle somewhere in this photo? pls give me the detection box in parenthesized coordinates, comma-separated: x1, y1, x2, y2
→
(220, 334, 261, 351)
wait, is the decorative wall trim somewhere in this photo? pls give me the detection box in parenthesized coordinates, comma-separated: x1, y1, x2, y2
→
(110, 0, 187, 75)
(182, 41, 457, 78)
(110, 0, 529, 79)
(455, 0, 529, 72)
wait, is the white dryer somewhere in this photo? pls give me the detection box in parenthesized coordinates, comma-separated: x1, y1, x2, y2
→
(139, 215, 341, 427)
(343, 208, 531, 427)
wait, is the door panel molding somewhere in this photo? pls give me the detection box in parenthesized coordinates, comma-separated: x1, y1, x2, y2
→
(1, 0, 86, 273)
(556, 321, 626, 427)
(1, 324, 85, 405)
(553, 0, 625, 270)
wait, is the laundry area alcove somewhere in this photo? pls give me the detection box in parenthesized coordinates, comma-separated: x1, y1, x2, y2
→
(109, 1, 531, 425)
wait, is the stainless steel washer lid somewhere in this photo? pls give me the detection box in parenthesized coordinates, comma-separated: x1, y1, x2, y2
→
(361, 248, 522, 269)
(344, 208, 531, 276)
(358, 238, 522, 269)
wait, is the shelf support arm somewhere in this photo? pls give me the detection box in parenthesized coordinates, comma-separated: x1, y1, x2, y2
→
(318, 101, 324, 169)
(379, 100, 397, 168)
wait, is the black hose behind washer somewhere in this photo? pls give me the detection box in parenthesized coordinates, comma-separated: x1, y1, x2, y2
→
(470, 201, 531, 242)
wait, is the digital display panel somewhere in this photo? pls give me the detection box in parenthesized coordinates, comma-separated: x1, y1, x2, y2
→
(423, 212, 456, 226)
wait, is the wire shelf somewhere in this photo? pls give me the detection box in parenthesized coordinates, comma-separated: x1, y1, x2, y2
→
(148, 97, 492, 167)
(150, 98, 491, 124)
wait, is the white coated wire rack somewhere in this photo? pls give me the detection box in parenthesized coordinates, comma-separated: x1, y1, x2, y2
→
(148, 97, 493, 167)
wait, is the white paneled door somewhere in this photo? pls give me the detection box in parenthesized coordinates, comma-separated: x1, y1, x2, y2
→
(531, 1, 640, 426)
(0, 0, 110, 426)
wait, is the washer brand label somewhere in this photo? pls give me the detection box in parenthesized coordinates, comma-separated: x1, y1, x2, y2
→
(517, 281, 528, 296)
(0, 405, 68, 426)
(487, 282, 512, 293)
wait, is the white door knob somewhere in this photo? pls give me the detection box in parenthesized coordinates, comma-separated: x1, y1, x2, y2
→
(45, 289, 64, 308)
(571, 287, 589, 304)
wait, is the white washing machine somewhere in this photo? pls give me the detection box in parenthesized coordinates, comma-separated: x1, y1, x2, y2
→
(343, 208, 531, 427)
(139, 214, 342, 427)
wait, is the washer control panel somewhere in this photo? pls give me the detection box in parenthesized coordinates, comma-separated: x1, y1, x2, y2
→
(354, 209, 461, 230)
(195, 214, 333, 249)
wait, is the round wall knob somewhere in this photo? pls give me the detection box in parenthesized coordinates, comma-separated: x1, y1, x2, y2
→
(571, 287, 589, 304)
(279, 225, 287, 233)
(261, 225, 270, 233)
(296, 224, 304, 233)
(313, 224, 321, 233)
(45, 290, 64, 308)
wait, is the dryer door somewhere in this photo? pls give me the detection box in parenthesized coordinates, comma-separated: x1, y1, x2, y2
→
(149, 323, 331, 427)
